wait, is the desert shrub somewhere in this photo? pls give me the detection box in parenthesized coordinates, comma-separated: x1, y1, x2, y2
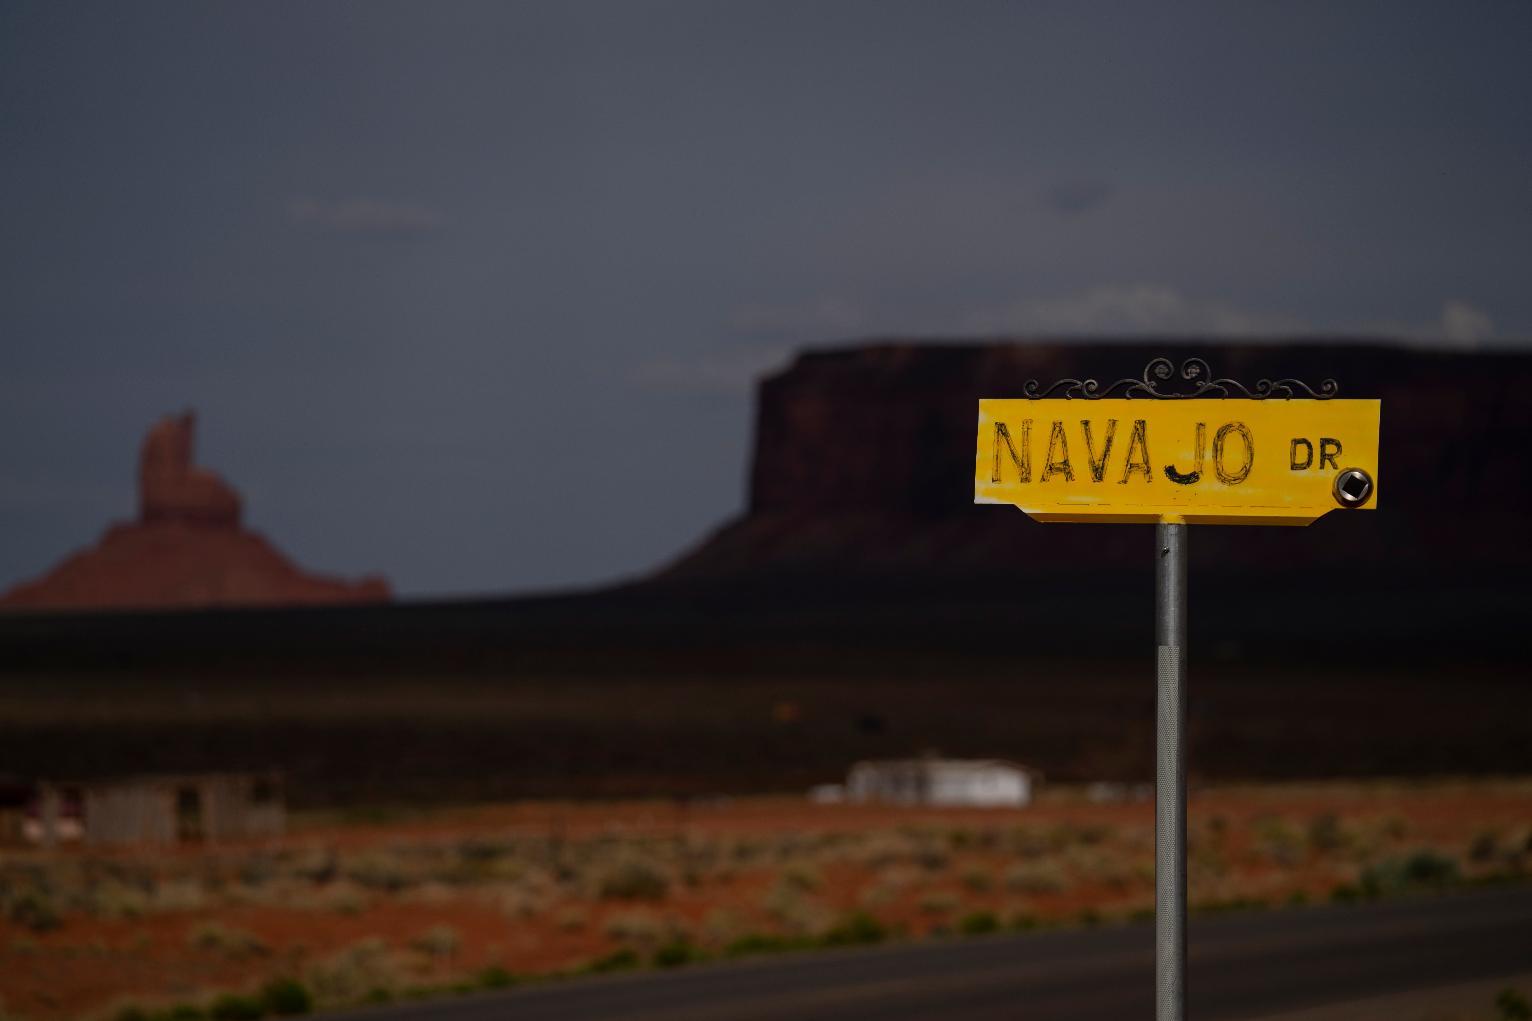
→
(855, 834, 913, 869)
(456, 838, 513, 864)
(777, 863, 822, 893)
(1498, 828, 1532, 872)
(237, 856, 279, 888)
(605, 909, 671, 947)
(306, 938, 402, 1005)
(476, 965, 515, 989)
(1189, 837, 1231, 878)
(89, 880, 150, 919)
(869, 863, 918, 890)
(1195, 896, 1268, 914)
(556, 905, 590, 932)
(653, 939, 704, 968)
(114, 1004, 197, 1021)
(153, 879, 208, 913)
(188, 923, 268, 959)
(596, 858, 669, 901)
(1254, 818, 1307, 866)
(946, 828, 976, 850)
(1307, 813, 1346, 852)
(288, 848, 338, 884)
(726, 838, 767, 865)
(959, 911, 1000, 935)
(1330, 882, 1365, 904)
(1351, 849, 1461, 900)
(960, 868, 994, 893)
(857, 880, 899, 909)
(914, 846, 950, 872)
(313, 881, 370, 916)
(821, 911, 886, 947)
(586, 948, 640, 973)
(919, 892, 958, 916)
(1007, 825, 1051, 856)
(1005, 860, 1066, 894)
(1498, 987, 1531, 1021)
(489, 881, 549, 920)
(410, 925, 461, 959)
(690, 907, 741, 949)
(257, 979, 312, 1017)
(1400, 849, 1460, 885)
(761, 884, 834, 936)
(342, 850, 413, 892)
(1064, 849, 1140, 890)
(402, 881, 455, 906)
(3, 888, 60, 932)
(208, 994, 264, 1021)
(724, 933, 803, 958)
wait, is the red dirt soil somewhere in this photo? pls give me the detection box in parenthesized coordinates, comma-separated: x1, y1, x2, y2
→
(2, 783, 1528, 1021)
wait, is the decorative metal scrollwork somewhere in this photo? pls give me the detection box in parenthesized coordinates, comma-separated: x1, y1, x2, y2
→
(1023, 357, 1337, 400)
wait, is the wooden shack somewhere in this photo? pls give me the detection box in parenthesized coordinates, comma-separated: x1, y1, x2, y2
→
(34, 772, 284, 847)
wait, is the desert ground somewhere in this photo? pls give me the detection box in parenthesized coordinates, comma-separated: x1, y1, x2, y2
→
(2, 779, 1529, 1021)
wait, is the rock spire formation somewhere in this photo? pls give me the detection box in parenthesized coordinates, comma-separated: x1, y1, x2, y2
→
(138, 412, 243, 527)
(0, 412, 390, 612)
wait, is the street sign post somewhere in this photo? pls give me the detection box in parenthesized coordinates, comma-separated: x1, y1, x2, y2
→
(973, 357, 1380, 1021)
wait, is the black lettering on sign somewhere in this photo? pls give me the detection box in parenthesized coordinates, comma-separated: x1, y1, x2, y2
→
(1213, 422, 1254, 485)
(1290, 438, 1314, 470)
(1164, 422, 1206, 485)
(991, 421, 1031, 484)
(1319, 437, 1341, 471)
(1120, 420, 1151, 483)
(1042, 420, 1074, 482)
(1082, 419, 1117, 482)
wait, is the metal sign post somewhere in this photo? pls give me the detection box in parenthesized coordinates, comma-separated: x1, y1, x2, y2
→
(973, 358, 1381, 1021)
(1156, 519, 1186, 1021)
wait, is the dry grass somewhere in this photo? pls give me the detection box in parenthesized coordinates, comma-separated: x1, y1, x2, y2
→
(0, 780, 1529, 1021)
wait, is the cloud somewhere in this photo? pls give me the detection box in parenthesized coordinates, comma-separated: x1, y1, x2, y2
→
(1044, 178, 1114, 217)
(1354, 300, 1497, 348)
(632, 346, 794, 393)
(1440, 299, 1494, 346)
(287, 196, 443, 238)
(633, 296, 870, 393)
(968, 284, 1304, 336)
(728, 297, 865, 341)
(643, 291, 1500, 395)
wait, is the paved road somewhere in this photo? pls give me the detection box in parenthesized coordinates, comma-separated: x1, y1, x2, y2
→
(352, 888, 1532, 1021)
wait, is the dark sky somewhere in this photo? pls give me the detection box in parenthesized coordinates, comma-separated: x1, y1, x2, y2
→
(2, 2, 1528, 598)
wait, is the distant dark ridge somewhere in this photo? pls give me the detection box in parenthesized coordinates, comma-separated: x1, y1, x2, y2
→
(659, 338, 1532, 583)
(0, 339, 1528, 673)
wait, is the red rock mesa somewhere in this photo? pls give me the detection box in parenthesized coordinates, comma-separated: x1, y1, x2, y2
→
(0, 412, 390, 612)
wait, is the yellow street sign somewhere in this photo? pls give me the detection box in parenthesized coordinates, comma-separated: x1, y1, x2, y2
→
(974, 398, 1380, 525)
